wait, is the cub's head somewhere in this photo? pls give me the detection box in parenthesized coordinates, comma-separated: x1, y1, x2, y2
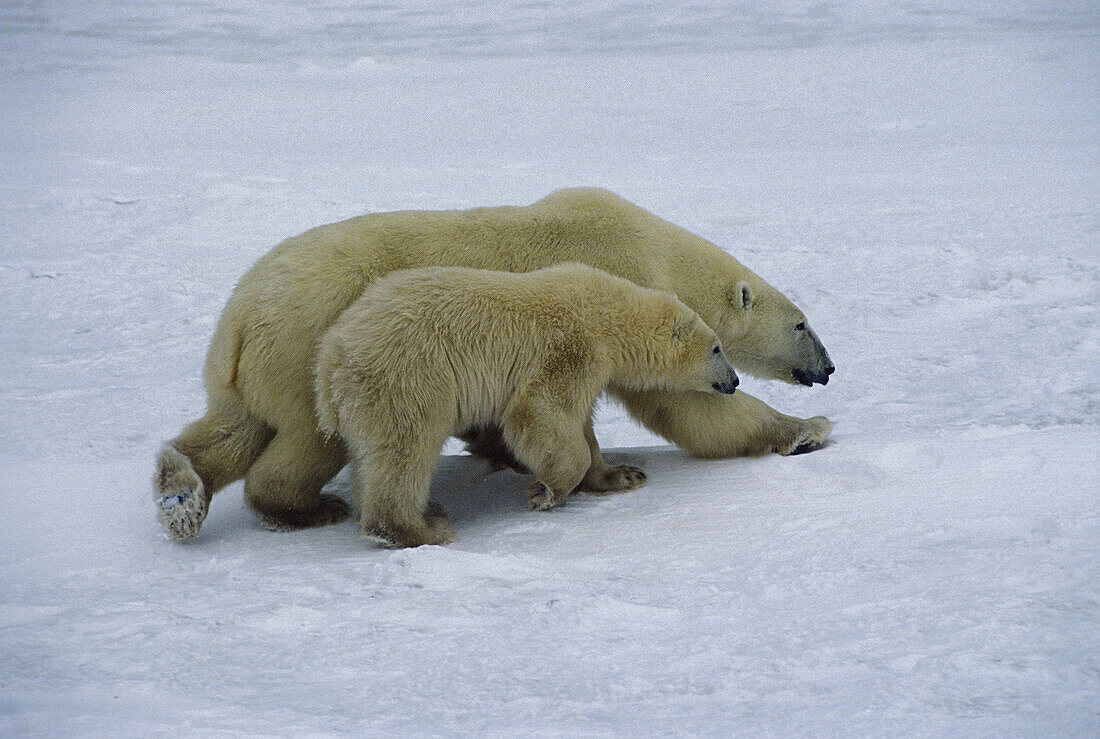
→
(629, 298, 739, 395)
(714, 279, 835, 387)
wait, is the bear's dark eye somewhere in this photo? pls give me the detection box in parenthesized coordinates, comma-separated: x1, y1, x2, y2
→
(795, 322, 806, 331)
(712, 346, 721, 355)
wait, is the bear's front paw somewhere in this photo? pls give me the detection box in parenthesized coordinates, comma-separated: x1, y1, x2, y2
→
(580, 464, 648, 495)
(779, 416, 834, 455)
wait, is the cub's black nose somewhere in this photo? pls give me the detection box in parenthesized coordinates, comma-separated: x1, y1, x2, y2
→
(712, 379, 738, 395)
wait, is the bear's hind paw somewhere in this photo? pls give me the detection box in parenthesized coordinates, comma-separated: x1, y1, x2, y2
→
(157, 487, 208, 540)
(253, 493, 351, 531)
(154, 445, 208, 541)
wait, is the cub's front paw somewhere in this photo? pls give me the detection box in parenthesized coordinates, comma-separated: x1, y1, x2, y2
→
(580, 464, 648, 495)
(527, 482, 565, 511)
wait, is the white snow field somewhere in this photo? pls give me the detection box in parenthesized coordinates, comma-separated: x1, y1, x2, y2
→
(2, 1, 1098, 735)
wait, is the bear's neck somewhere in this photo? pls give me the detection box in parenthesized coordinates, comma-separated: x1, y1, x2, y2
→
(662, 232, 740, 326)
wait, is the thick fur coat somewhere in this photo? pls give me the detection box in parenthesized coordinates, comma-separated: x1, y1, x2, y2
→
(154, 188, 833, 540)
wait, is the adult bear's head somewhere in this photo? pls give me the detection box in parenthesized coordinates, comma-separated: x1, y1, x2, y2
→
(712, 278, 835, 387)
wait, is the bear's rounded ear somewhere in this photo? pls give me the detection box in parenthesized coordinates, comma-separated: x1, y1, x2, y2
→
(729, 281, 753, 312)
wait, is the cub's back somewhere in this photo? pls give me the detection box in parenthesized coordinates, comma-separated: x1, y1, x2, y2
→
(319, 265, 602, 431)
(320, 267, 581, 397)
(348, 264, 602, 344)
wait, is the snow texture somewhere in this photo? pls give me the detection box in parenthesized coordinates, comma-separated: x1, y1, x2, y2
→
(1, 1, 1098, 735)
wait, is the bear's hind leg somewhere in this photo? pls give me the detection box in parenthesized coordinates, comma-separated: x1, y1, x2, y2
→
(154, 398, 274, 540)
(244, 426, 350, 530)
(154, 445, 209, 540)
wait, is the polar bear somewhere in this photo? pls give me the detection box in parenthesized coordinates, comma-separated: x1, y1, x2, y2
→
(313, 263, 740, 547)
(154, 188, 833, 540)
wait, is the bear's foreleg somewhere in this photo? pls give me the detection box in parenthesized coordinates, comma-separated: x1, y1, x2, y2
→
(503, 399, 592, 511)
(611, 387, 833, 458)
(460, 418, 647, 495)
(458, 426, 530, 474)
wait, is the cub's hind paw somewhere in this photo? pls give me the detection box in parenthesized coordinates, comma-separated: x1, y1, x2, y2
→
(365, 511, 457, 548)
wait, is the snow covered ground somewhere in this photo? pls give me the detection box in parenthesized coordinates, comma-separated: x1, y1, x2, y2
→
(1, 1, 1098, 735)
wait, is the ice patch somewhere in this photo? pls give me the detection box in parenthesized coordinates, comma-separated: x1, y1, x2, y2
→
(158, 492, 187, 510)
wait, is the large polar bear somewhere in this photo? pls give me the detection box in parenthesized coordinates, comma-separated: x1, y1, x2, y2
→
(154, 188, 833, 539)
(313, 263, 741, 547)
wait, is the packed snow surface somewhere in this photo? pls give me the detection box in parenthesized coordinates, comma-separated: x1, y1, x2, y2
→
(1, 1, 1097, 735)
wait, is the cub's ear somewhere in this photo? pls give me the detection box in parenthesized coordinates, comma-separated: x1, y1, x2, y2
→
(728, 281, 754, 312)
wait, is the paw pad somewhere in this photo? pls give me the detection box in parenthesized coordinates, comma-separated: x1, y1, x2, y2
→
(158, 489, 191, 510)
(153, 453, 207, 541)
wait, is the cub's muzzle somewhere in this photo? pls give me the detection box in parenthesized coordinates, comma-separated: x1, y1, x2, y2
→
(710, 347, 739, 395)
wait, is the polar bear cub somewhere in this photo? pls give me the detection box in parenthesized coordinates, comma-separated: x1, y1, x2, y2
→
(314, 263, 739, 547)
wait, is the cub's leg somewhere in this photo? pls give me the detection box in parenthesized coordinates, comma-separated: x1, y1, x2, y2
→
(577, 414, 647, 495)
(503, 400, 592, 512)
(352, 430, 456, 548)
(612, 387, 833, 458)
(460, 417, 646, 494)
(244, 424, 350, 530)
